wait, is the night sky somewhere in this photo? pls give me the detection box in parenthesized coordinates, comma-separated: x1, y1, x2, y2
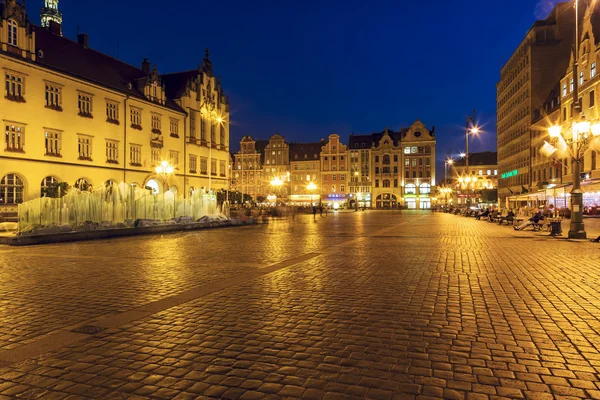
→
(27, 0, 557, 172)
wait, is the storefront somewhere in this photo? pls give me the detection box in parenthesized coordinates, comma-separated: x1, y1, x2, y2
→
(289, 194, 320, 206)
(323, 193, 347, 209)
(348, 192, 371, 209)
(376, 193, 398, 209)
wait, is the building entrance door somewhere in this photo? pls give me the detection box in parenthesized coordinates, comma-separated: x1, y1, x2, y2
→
(376, 194, 397, 209)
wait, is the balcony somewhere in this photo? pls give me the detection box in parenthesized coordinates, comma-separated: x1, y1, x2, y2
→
(151, 133, 163, 148)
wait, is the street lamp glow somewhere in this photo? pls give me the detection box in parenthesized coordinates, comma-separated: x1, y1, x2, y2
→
(155, 160, 174, 175)
(470, 127, 480, 135)
(307, 182, 317, 191)
(548, 125, 562, 138)
(216, 116, 223, 123)
(446, 159, 453, 165)
(592, 123, 600, 137)
(270, 176, 283, 187)
(459, 153, 466, 158)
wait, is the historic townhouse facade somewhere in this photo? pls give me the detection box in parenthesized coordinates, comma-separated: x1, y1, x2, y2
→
(399, 120, 436, 209)
(348, 134, 373, 208)
(232, 136, 263, 201)
(371, 129, 403, 209)
(289, 142, 321, 204)
(262, 133, 290, 198)
(497, 1, 578, 203)
(0, 0, 230, 212)
(450, 152, 498, 205)
(320, 134, 348, 207)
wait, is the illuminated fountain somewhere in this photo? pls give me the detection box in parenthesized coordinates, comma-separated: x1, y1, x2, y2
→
(17, 182, 218, 233)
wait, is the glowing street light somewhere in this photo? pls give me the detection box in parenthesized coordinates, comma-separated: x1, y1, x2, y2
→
(155, 160, 174, 192)
(307, 181, 318, 206)
(542, 119, 600, 238)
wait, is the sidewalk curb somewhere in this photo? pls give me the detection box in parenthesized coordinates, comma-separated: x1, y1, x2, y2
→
(0, 218, 259, 246)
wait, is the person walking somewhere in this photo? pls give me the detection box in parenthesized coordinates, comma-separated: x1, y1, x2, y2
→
(312, 205, 317, 221)
(319, 205, 324, 217)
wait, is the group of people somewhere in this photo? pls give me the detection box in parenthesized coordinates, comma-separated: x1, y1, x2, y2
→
(312, 204, 329, 220)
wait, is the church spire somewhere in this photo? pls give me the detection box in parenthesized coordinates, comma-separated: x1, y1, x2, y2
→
(41, 0, 63, 36)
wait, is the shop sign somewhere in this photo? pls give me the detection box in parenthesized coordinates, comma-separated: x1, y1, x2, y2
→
(501, 169, 518, 179)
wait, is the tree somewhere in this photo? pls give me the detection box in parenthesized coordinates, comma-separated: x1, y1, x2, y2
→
(42, 182, 70, 198)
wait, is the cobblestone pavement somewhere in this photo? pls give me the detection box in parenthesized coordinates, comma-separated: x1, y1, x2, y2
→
(1, 211, 600, 399)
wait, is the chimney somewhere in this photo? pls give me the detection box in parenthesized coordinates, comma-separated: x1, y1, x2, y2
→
(49, 20, 62, 36)
(142, 58, 150, 74)
(77, 33, 89, 48)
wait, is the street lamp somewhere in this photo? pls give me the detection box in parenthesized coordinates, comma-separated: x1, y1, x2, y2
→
(307, 181, 317, 206)
(270, 176, 284, 204)
(155, 160, 174, 193)
(445, 158, 454, 182)
(464, 111, 480, 205)
(538, 0, 600, 239)
(542, 120, 600, 238)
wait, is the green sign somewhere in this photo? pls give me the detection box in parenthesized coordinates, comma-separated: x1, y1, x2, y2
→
(501, 169, 518, 179)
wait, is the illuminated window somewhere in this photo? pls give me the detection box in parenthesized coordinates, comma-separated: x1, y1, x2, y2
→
(5, 124, 24, 152)
(405, 184, 416, 194)
(592, 62, 597, 78)
(44, 130, 61, 156)
(0, 173, 24, 204)
(419, 183, 431, 194)
(151, 114, 161, 133)
(580, 71, 584, 85)
(130, 144, 142, 166)
(404, 147, 410, 154)
(570, 78, 574, 92)
(563, 84, 567, 97)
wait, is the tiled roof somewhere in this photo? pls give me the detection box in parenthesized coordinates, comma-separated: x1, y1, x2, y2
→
(289, 142, 322, 161)
(348, 134, 373, 149)
(35, 27, 185, 112)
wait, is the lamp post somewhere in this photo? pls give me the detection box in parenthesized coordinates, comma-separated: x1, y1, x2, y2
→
(464, 111, 480, 206)
(354, 171, 359, 210)
(445, 158, 454, 183)
(270, 176, 284, 204)
(539, 0, 600, 239)
(543, 120, 600, 238)
(155, 160, 174, 193)
(307, 181, 317, 206)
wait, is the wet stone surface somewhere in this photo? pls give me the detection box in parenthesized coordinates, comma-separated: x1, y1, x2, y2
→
(1, 211, 600, 399)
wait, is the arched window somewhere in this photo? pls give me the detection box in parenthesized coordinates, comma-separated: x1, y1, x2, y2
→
(74, 178, 92, 191)
(405, 184, 416, 194)
(382, 155, 390, 165)
(382, 179, 391, 188)
(41, 176, 59, 197)
(145, 179, 160, 194)
(0, 173, 24, 204)
(420, 183, 431, 194)
(169, 186, 178, 194)
(8, 20, 18, 47)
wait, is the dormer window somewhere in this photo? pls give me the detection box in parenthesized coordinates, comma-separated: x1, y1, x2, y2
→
(8, 20, 18, 47)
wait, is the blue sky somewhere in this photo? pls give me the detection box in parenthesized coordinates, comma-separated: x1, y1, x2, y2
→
(28, 0, 555, 172)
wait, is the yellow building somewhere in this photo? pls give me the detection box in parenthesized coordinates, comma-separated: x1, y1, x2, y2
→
(289, 142, 321, 205)
(450, 152, 498, 206)
(320, 134, 348, 207)
(496, 2, 578, 203)
(0, 0, 230, 215)
(262, 133, 290, 199)
(232, 136, 264, 201)
(348, 134, 373, 208)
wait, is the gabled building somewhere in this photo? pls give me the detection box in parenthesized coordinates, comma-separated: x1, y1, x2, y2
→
(262, 133, 290, 199)
(0, 0, 231, 211)
(232, 136, 264, 201)
(289, 141, 321, 204)
(320, 134, 348, 207)
(348, 134, 373, 208)
(451, 152, 498, 205)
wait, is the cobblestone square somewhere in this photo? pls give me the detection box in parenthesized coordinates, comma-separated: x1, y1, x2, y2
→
(1, 211, 600, 399)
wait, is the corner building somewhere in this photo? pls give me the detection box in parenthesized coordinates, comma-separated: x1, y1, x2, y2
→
(497, 1, 578, 203)
(0, 0, 230, 212)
